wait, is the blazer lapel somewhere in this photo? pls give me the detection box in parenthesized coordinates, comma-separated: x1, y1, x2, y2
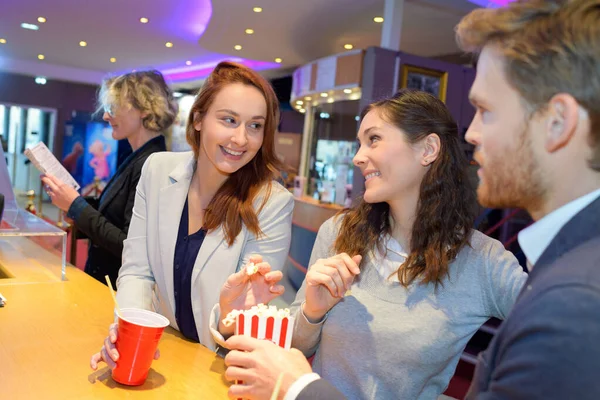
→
(191, 225, 226, 286)
(158, 156, 195, 308)
(534, 195, 600, 271)
(98, 172, 128, 213)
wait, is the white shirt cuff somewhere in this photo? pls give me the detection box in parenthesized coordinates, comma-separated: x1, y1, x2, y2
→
(283, 373, 321, 400)
(209, 303, 227, 349)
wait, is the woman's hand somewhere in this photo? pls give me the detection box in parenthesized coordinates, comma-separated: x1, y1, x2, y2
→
(218, 255, 285, 336)
(41, 173, 80, 212)
(302, 253, 361, 323)
(90, 323, 159, 370)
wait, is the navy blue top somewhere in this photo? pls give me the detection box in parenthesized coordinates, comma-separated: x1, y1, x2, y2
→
(173, 197, 205, 342)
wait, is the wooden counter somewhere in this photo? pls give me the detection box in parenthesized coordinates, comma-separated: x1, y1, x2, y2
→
(0, 237, 230, 399)
(292, 196, 343, 233)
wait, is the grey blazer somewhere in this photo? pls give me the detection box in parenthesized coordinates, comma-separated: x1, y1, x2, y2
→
(466, 195, 600, 399)
(116, 151, 294, 350)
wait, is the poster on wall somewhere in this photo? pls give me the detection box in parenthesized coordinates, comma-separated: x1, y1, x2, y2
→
(63, 121, 117, 195)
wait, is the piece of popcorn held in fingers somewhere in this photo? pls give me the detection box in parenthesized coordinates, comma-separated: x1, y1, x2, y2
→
(245, 261, 259, 276)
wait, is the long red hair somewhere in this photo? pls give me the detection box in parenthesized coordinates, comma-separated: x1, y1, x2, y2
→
(185, 61, 284, 245)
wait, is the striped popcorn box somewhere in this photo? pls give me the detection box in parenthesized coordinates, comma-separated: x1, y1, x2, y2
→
(225, 304, 294, 400)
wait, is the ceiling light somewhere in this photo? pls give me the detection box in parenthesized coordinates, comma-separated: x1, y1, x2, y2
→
(327, 98, 335, 103)
(234, 45, 242, 50)
(296, 100, 303, 105)
(245, 28, 254, 34)
(186, 60, 192, 66)
(37, 54, 45, 60)
(295, 105, 302, 109)
(343, 88, 352, 94)
(79, 41, 87, 47)
(320, 92, 328, 97)
(253, 7, 263, 12)
(374, 16, 384, 23)
(21, 23, 39, 31)
(37, 17, 47, 23)
(165, 42, 173, 48)
(173, 92, 183, 98)
(274, 57, 283, 63)
(299, 109, 306, 114)
(305, 96, 312, 101)
(140, 17, 149, 23)
(110, 57, 116, 63)
(344, 44, 353, 50)
(0, 39, 6, 44)
(35, 76, 47, 85)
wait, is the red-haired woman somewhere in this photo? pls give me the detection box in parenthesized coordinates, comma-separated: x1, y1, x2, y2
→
(90, 62, 293, 370)
(289, 90, 527, 399)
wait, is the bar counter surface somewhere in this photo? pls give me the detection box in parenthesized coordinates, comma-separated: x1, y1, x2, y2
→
(0, 237, 230, 399)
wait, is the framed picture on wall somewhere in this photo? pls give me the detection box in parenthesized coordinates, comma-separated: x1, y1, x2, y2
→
(399, 65, 448, 103)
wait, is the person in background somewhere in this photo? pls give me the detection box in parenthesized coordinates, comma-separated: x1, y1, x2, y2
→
(456, 0, 600, 398)
(42, 70, 176, 287)
(90, 61, 294, 370)
(225, 90, 527, 400)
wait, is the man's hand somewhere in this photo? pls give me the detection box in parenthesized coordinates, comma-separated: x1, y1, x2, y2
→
(224, 336, 313, 400)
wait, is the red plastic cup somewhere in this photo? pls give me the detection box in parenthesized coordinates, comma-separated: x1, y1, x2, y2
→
(111, 308, 170, 386)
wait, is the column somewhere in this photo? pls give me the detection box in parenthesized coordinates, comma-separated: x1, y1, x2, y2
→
(380, 0, 405, 51)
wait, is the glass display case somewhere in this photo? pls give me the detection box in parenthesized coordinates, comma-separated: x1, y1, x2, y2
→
(306, 99, 360, 206)
(0, 145, 67, 283)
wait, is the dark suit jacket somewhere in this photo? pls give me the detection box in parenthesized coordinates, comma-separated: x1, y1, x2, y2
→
(466, 195, 600, 399)
(297, 378, 346, 400)
(75, 136, 166, 287)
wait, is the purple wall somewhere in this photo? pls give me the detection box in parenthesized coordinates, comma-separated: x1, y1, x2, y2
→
(0, 71, 99, 157)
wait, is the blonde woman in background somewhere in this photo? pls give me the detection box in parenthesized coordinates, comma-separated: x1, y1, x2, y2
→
(42, 70, 177, 287)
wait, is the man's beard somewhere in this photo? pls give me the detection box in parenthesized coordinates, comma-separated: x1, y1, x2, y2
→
(477, 123, 547, 214)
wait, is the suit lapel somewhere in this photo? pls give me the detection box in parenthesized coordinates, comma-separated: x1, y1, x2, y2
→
(534, 195, 600, 272)
(98, 172, 128, 213)
(158, 156, 195, 308)
(191, 225, 226, 286)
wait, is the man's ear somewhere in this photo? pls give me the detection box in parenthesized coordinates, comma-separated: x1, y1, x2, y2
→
(545, 94, 580, 153)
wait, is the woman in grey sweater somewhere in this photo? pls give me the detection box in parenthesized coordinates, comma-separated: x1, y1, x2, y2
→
(291, 89, 528, 400)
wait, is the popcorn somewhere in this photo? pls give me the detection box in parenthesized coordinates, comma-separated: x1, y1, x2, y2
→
(222, 303, 290, 327)
(245, 262, 259, 276)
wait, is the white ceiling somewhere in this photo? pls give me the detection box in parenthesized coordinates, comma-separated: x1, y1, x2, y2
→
(0, 0, 478, 88)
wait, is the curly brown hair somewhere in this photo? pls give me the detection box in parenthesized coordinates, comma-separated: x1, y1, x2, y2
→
(456, 0, 600, 171)
(334, 89, 477, 287)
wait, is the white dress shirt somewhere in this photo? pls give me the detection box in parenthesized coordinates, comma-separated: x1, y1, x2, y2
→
(518, 188, 600, 270)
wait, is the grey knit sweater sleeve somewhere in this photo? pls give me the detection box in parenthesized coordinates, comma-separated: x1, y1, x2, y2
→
(290, 217, 339, 357)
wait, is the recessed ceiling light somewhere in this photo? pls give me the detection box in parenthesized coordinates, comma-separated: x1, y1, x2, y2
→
(299, 108, 306, 113)
(37, 17, 46, 23)
(165, 42, 173, 48)
(79, 41, 87, 47)
(327, 98, 335, 103)
(373, 16, 384, 23)
(320, 92, 328, 97)
(343, 89, 352, 94)
(110, 57, 116, 63)
(186, 60, 192, 66)
(0, 39, 6, 44)
(35, 76, 47, 85)
(305, 96, 312, 101)
(234, 44, 242, 50)
(21, 23, 39, 31)
(274, 57, 283, 63)
(245, 28, 254, 34)
(253, 7, 263, 12)
(140, 17, 149, 23)
(37, 54, 45, 60)
(344, 44, 353, 50)
(296, 100, 303, 105)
